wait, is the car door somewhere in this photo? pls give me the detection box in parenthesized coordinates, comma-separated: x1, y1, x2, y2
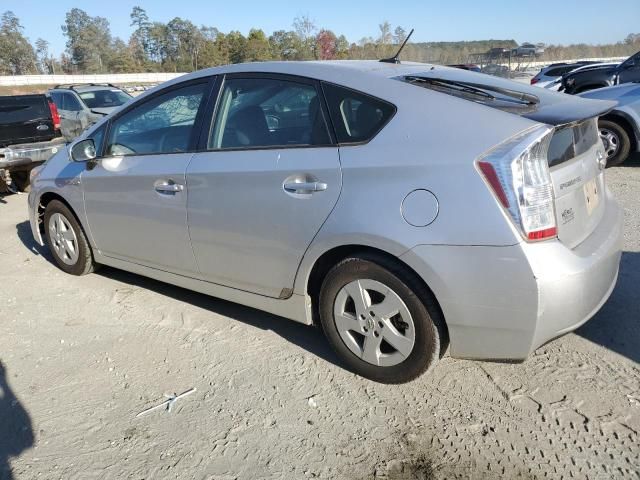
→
(186, 74, 341, 298)
(58, 92, 86, 139)
(82, 78, 212, 276)
(618, 53, 640, 84)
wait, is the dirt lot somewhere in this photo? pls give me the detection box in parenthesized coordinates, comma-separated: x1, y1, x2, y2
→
(1, 162, 639, 480)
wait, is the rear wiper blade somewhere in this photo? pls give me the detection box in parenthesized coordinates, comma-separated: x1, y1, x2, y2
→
(405, 76, 495, 100)
(406, 76, 540, 106)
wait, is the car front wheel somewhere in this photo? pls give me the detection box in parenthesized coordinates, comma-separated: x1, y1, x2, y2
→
(44, 200, 97, 275)
(319, 254, 446, 384)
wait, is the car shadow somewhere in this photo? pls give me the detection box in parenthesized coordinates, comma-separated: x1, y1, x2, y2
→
(15, 221, 54, 263)
(621, 152, 640, 167)
(576, 251, 640, 363)
(14, 221, 638, 367)
(97, 266, 343, 369)
(0, 361, 34, 480)
(15, 219, 342, 370)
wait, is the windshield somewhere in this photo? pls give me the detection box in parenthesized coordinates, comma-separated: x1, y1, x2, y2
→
(79, 89, 131, 109)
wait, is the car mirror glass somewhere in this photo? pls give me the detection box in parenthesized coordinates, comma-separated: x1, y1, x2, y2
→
(70, 139, 97, 162)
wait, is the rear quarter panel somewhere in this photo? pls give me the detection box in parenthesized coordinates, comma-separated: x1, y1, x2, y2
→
(294, 82, 538, 294)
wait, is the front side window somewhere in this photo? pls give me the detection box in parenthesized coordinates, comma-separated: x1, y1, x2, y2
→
(209, 77, 330, 149)
(322, 83, 396, 144)
(105, 82, 207, 156)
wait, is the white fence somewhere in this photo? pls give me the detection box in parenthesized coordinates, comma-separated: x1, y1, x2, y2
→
(0, 72, 186, 86)
(507, 57, 627, 69)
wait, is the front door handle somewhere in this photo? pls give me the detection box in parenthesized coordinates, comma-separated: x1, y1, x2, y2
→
(283, 181, 327, 194)
(154, 179, 184, 194)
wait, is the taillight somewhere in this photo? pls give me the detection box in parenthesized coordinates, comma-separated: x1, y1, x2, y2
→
(48, 100, 60, 131)
(530, 77, 538, 85)
(477, 126, 557, 242)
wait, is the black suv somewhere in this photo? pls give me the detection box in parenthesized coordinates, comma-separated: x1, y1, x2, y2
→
(562, 51, 640, 94)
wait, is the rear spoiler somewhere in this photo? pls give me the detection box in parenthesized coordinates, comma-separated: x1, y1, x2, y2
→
(521, 98, 617, 126)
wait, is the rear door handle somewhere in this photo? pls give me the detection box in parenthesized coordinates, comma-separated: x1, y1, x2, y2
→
(283, 181, 327, 194)
(154, 180, 184, 194)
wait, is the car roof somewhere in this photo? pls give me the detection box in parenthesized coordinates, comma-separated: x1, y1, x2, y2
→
(51, 84, 123, 93)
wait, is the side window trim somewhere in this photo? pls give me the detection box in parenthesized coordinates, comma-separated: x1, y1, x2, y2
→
(102, 76, 216, 158)
(200, 72, 336, 152)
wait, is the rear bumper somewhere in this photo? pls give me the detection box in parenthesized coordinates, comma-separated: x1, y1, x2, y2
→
(400, 190, 623, 360)
(0, 137, 66, 169)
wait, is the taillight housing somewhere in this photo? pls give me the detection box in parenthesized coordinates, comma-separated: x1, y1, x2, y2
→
(476, 126, 557, 242)
(530, 77, 538, 85)
(48, 100, 60, 131)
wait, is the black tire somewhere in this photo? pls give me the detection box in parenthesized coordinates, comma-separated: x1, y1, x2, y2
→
(319, 254, 446, 384)
(11, 171, 30, 193)
(599, 119, 631, 167)
(44, 200, 97, 275)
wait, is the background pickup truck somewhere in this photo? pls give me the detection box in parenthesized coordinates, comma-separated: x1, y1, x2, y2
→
(0, 94, 66, 192)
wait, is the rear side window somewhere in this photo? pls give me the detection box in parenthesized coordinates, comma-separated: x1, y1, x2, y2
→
(322, 83, 395, 144)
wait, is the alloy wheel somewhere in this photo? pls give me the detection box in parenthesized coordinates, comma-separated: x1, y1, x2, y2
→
(333, 279, 415, 367)
(48, 213, 79, 265)
(600, 128, 620, 159)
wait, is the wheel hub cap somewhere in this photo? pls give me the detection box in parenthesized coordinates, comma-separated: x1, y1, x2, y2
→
(600, 128, 619, 159)
(334, 279, 416, 367)
(48, 213, 79, 266)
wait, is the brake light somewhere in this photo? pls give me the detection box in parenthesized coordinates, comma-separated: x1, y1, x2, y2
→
(476, 126, 557, 242)
(530, 78, 538, 85)
(48, 100, 60, 131)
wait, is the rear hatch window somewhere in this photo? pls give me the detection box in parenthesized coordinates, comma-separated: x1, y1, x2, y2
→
(0, 95, 53, 147)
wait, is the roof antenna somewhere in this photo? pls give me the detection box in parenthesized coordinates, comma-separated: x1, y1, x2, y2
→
(380, 28, 414, 64)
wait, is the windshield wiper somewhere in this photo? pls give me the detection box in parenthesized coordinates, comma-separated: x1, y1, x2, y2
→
(405, 76, 540, 106)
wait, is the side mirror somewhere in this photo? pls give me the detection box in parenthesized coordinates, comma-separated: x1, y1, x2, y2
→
(70, 139, 97, 162)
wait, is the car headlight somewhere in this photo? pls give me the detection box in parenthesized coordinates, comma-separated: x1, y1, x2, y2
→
(566, 78, 575, 86)
(30, 165, 43, 182)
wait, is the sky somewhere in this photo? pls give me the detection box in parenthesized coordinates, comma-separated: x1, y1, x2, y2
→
(4, 0, 640, 56)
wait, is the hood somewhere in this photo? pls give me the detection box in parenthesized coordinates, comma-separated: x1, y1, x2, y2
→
(578, 82, 640, 102)
(401, 66, 617, 126)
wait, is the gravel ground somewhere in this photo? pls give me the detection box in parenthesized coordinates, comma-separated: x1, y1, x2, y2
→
(0, 161, 639, 480)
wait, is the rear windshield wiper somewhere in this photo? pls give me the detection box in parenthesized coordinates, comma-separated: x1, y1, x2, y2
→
(405, 76, 495, 101)
(405, 76, 539, 106)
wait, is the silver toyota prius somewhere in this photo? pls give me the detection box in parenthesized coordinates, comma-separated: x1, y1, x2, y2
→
(28, 61, 623, 383)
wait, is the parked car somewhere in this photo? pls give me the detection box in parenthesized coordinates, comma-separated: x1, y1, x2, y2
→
(562, 51, 640, 94)
(487, 47, 510, 59)
(481, 64, 510, 78)
(579, 83, 640, 166)
(48, 84, 132, 140)
(512, 43, 544, 57)
(448, 64, 481, 73)
(530, 61, 597, 87)
(28, 61, 622, 383)
(0, 94, 65, 192)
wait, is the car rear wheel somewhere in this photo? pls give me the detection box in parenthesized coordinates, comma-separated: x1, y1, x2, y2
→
(44, 200, 97, 275)
(599, 119, 631, 167)
(318, 254, 445, 384)
(11, 171, 30, 192)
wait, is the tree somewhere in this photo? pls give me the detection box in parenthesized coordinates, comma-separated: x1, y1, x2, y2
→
(378, 21, 392, 45)
(62, 8, 113, 73)
(245, 29, 272, 61)
(35, 38, 52, 73)
(269, 30, 303, 60)
(0, 11, 37, 74)
(316, 29, 337, 60)
(130, 6, 151, 66)
(394, 26, 407, 44)
(292, 14, 317, 59)
(226, 31, 247, 64)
